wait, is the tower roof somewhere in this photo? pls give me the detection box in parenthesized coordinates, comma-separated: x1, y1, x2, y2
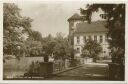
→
(68, 13, 84, 21)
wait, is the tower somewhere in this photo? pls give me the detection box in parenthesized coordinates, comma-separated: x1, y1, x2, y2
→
(68, 13, 83, 45)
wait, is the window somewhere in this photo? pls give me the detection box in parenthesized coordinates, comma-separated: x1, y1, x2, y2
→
(77, 36, 80, 44)
(104, 51, 106, 53)
(77, 47, 80, 53)
(88, 36, 91, 40)
(70, 22, 74, 27)
(84, 36, 86, 42)
(94, 35, 97, 42)
(105, 35, 108, 42)
(100, 35, 103, 43)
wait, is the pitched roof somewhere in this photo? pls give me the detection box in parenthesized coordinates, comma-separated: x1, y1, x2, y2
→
(68, 13, 84, 21)
(75, 21, 108, 33)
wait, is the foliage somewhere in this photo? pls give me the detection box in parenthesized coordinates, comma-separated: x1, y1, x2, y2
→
(42, 35, 56, 55)
(3, 3, 75, 63)
(24, 61, 40, 77)
(53, 33, 75, 60)
(81, 39, 102, 62)
(24, 40, 42, 57)
(80, 4, 125, 63)
(3, 3, 33, 58)
(53, 33, 66, 60)
(80, 4, 125, 49)
(41, 34, 56, 62)
(29, 30, 43, 41)
(24, 30, 43, 57)
(41, 33, 74, 61)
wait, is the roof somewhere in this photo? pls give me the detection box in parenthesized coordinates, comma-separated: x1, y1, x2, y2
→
(74, 21, 108, 33)
(68, 13, 84, 21)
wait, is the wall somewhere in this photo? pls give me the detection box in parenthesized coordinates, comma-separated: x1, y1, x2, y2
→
(3, 56, 44, 78)
(73, 32, 110, 59)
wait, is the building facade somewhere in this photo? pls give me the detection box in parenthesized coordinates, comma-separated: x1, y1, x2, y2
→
(68, 13, 110, 62)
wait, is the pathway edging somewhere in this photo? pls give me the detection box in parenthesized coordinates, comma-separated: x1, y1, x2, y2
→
(52, 63, 108, 75)
(53, 65, 84, 75)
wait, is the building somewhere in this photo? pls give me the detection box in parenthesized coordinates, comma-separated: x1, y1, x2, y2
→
(68, 13, 110, 62)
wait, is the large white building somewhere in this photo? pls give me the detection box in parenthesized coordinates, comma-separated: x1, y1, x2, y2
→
(68, 13, 110, 62)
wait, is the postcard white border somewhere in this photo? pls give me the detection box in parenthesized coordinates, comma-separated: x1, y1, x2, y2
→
(1, 0, 128, 83)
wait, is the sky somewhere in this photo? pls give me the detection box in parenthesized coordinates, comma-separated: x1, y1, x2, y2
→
(16, 1, 103, 37)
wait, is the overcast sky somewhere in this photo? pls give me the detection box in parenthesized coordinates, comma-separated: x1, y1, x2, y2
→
(16, 1, 103, 37)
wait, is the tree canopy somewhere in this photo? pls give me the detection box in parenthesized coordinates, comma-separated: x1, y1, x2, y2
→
(28, 30, 43, 41)
(80, 4, 125, 49)
(3, 3, 33, 57)
(41, 33, 74, 61)
(80, 4, 125, 63)
(53, 33, 69, 60)
(81, 39, 102, 62)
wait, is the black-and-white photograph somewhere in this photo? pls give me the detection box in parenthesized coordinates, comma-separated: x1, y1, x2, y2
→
(3, 2, 125, 81)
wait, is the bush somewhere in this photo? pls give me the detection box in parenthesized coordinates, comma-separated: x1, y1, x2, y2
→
(24, 61, 40, 77)
(69, 59, 81, 67)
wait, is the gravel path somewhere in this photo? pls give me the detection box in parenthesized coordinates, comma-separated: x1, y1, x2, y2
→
(48, 63, 109, 80)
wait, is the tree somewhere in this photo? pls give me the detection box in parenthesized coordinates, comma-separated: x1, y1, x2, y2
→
(80, 4, 125, 63)
(81, 39, 102, 62)
(24, 30, 43, 57)
(64, 38, 75, 60)
(42, 34, 56, 62)
(3, 3, 33, 59)
(53, 33, 70, 60)
(24, 39, 42, 57)
(28, 30, 42, 41)
(53, 33, 76, 68)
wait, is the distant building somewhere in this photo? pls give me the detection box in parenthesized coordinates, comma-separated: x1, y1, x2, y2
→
(68, 13, 110, 62)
